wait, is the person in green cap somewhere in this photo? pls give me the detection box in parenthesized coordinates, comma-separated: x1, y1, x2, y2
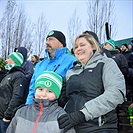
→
(6, 71, 75, 133)
(103, 39, 129, 77)
(103, 39, 132, 102)
(0, 52, 29, 133)
(104, 39, 116, 51)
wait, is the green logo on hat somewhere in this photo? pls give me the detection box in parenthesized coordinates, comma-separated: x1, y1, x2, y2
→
(45, 80, 52, 87)
(48, 31, 54, 36)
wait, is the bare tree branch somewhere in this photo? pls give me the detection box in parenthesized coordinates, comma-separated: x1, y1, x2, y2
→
(67, 9, 82, 49)
(0, 0, 35, 58)
(86, 0, 117, 43)
(33, 13, 49, 57)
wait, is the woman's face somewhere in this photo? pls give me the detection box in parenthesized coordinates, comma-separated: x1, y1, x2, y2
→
(74, 37, 94, 64)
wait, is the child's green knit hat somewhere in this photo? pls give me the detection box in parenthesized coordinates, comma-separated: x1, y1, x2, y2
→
(9, 52, 24, 66)
(35, 71, 62, 99)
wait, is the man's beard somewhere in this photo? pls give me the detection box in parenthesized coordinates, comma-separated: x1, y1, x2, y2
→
(46, 44, 56, 59)
(48, 49, 56, 59)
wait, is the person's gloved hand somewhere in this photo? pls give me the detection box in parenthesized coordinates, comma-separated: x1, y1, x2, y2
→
(58, 111, 86, 132)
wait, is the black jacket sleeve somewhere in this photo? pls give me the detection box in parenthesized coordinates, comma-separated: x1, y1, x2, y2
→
(4, 72, 28, 120)
(58, 77, 68, 108)
(119, 54, 129, 76)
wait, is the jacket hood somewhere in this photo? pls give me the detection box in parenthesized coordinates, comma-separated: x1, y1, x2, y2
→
(33, 98, 58, 111)
(45, 47, 66, 59)
(16, 47, 28, 60)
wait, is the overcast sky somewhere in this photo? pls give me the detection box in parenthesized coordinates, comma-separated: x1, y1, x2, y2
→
(0, 0, 133, 42)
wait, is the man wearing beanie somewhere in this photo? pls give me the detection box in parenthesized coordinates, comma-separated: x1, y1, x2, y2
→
(103, 39, 129, 78)
(0, 52, 29, 133)
(104, 39, 116, 51)
(6, 71, 75, 133)
(26, 30, 76, 104)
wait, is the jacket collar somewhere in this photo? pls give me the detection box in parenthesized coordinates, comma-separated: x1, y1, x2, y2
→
(45, 47, 66, 60)
(33, 98, 58, 111)
(8, 66, 25, 75)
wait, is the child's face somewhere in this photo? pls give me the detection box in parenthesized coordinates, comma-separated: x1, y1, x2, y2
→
(35, 87, 56, 100)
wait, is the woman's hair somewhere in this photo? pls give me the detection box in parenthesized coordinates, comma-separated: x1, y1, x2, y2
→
(73, 34, 101, 52)
(33, 55, 40, 62)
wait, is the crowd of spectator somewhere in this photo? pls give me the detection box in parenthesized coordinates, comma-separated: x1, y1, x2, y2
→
(0, 30, 132, 133)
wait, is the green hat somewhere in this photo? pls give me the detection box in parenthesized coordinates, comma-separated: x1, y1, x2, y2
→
(105, 39, 116, 49)
(35, 71, 62, 99)
(9, 52, 24, 66)
(0, 57, 6, 69)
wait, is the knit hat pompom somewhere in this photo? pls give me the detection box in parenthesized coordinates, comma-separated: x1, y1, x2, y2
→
(9, 52, 24, 66)
(35, 71, 62, 99)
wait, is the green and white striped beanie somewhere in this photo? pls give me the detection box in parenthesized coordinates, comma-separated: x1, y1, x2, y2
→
(9, 52, 24, 66)
(35, 71, 62, 99)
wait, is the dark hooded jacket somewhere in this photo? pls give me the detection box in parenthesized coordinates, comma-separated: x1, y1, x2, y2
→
(122, 50, 133, 68)
(0, 66, 29, 120)
(15, 47, 34, 83)
(102, 49, 129, 77)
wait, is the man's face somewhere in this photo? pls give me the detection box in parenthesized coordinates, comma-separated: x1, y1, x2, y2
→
(46, 37, 63, 53)
(121, 45, 127, 51)
(103, 43, 113, 50)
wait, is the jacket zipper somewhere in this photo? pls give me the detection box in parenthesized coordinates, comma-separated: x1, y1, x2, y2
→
(32, 102, 43, 133)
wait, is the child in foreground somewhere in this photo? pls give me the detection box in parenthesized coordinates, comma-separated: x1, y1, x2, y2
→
(6, 71, 75, 133)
